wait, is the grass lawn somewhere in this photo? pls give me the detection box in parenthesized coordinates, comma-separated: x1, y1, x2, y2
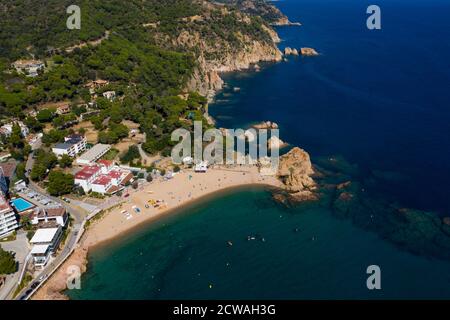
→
(102, 148, 120, 161)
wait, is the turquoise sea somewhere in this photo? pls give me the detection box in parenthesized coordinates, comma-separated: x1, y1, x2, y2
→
(69, 0, 450, 299)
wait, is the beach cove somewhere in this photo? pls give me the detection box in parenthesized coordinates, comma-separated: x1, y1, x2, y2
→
(32, 166, 284, 299)
(36, 0, 450, 299)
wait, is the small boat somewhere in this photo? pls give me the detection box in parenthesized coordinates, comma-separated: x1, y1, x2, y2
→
(227, 241, 233, 246)
(261, 237, 266, 242)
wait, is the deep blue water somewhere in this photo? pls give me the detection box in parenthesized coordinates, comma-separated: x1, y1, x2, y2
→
(212, 0, 450, 215)
(69, 0, 450, 299)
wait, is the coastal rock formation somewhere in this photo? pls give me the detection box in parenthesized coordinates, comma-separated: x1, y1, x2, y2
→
(268, 136, 288, 149)
(443, 217, 450, 226)
(277, 147, 317, 200)
(214, 0, 299, 26)
(284, 47, 299, 56)
(152, 1, 283, 100)
(32, 247, 88, 300)
(301, 47, 319, 56)
(253, 120, 279, 129)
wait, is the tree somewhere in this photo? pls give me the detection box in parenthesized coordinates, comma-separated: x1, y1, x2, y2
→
(36, 109, 54, 122)
(132, 181, 139, 189)
(8, 123, 23, 147)
(21, 215, 32, 231)
(0, 246, 17, 275)
(120, 145, 140, 164)
(173, 165, 180, 173)
(78, 127, 86, 136)
(24, 116, 43, 132)
(30, 163, 47, 181)
(47, 171, 74, 196)
(58, 154, 73, 168)
(146, 175, 153, 182)
(16, 162, 27, 181)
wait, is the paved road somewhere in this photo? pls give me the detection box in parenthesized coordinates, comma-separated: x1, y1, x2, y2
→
(8, 139, 87, 300)
(0, 232, 30, 300)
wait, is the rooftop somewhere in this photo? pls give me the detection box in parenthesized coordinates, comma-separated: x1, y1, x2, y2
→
(97, 159, 113, 167)
(0, 161, 17, 178)
(77, 144, 111, 163)
(30, 228, 60, 244)
(75, 165, 101, 180)
(92, 175, 111, 186)
(33, 206, 66, 218)
(12, 59, 44, 67)
(30, 244, 50, 255)
(108, 170, 122, 179)
(53, 142, 73, 150)
(0, 194, 13, 213)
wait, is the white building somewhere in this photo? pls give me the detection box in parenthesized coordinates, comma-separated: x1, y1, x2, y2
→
(102, 91, 116, 101)
(29, 227, 63, 269)
(30, 244, 52, 268)
(0, 194, 18, 237)
(52, 134, 87, 158)
(76, 144, 111, 165)
(74, 165, 102, 192)
(91, 175, 114, 194)
(74, 160, 133, 194)
(31, 206, 68, 227)
(0, 121, 29, 138)
(30, 227, 63, 251)
(11, 59, 45, 77)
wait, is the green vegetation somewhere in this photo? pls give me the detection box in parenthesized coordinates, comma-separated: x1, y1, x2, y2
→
(0, 0, 279, 165)
(0, 231, 16, 242)
(0, 245, 17, 275)
(120, 145, 140, 164)
(58, 154, 73, 168)
(30, 149, 57, 181)
(47, 171, 74, 196)
(13, 273, 32, 298)
(102, 148, 120, 161)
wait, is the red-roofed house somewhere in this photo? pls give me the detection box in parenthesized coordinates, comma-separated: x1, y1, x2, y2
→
(91, 175, 113, 194)
(74, 165, 101, 192)
(74, 161, 133, 195)
(97, 159, 114, 173)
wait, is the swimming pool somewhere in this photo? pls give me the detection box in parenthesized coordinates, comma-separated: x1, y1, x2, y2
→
(11, 198, 35, 212)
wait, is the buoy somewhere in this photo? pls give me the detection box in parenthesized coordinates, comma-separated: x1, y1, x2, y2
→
(209, 284, 213, 289)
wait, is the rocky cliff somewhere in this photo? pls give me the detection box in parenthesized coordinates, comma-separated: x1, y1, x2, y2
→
(212, 0, 298, 26)
(151, 1, 283, 100)
(277, 147, 317, 200)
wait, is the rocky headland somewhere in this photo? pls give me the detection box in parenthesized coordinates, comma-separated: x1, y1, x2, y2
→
(276, 147, 318, 201)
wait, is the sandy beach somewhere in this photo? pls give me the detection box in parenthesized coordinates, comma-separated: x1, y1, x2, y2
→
(32, 165, 282, 299)
(84, 166, 282, 247)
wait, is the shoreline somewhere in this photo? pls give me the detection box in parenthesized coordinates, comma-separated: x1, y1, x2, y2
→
(83, 167, 282, 249)
(89, 182, 280, 252)
(32, 2, 298, 299)
(32, 166, 283, 300)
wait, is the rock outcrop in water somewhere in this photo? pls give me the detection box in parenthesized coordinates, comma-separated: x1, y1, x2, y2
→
(277, 147, 317, 201)
(301, 47, 319, 56)
(316, 155, 450, 261)
(284, 47, 299, 56)
(253, 120, 279, 129)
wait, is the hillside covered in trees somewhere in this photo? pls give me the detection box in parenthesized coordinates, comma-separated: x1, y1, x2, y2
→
(0, 0, 284, 156)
